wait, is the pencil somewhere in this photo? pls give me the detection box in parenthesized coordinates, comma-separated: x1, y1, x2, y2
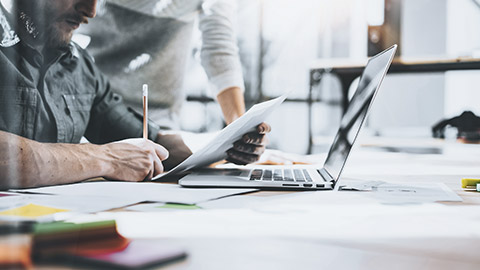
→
(142, 84, 148, 139)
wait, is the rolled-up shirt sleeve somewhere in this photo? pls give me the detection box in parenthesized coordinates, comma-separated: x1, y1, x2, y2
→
(83, 57, 160, 144)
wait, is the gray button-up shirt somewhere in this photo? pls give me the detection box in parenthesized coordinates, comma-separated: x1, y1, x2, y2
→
(0, 6, 159, 144)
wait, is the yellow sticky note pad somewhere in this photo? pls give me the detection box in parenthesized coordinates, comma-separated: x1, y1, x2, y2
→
(0, 204, 68, 218)
(461, 178, 480, 189)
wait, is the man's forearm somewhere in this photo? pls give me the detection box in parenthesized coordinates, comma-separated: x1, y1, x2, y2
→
(0, 131, 108, 189)
(217, 86, 246, 125)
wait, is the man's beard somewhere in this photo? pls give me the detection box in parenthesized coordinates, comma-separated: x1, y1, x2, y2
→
(45, 24, 72, 49)
(42, 11, 85, 49)
(15, 0, 72, 49)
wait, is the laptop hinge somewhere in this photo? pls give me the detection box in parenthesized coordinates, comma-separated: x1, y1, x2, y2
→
(318, 169, 336, 188)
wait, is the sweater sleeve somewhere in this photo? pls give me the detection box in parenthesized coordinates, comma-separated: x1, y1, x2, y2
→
(198, 0, 245, 96)
(105, 0, 245, 96)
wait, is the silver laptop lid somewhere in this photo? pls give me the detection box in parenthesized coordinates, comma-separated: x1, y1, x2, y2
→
(322, 45, 397, 185)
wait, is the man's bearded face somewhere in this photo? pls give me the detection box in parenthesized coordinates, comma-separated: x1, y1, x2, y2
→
(16, 0, 96, 48)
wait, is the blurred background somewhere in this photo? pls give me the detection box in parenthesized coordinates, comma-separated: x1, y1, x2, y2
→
(178, 0, 480, 154)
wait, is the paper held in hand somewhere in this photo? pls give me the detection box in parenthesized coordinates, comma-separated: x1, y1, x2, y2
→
(152, 94, 288, 180)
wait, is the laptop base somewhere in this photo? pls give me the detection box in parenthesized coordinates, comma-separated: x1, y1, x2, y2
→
(179, 168, 333, 190)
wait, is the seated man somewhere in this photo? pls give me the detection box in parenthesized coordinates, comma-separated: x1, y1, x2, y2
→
(0, 0, 269, 189)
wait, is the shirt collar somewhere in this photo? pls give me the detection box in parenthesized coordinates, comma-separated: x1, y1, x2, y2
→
(0, 4, 20, 47)
(1, 4, 79, 65)
(0, 3, 80, 58)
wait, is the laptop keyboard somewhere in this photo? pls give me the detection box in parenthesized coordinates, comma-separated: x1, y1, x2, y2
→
(249, 169, 313, 182)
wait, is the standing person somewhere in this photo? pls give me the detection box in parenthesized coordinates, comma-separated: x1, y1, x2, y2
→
(79, 0, 247, 129)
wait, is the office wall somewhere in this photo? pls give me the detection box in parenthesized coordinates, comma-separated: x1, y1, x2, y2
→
(445, 0, 480, 117)
(260, 0, 459, 153)
(259, 0, 368, 154)
(260, 0, 326, 153)
(369, 0, 480, 135)
(179, 0, 480, 154)
(368, 0, 447, 136)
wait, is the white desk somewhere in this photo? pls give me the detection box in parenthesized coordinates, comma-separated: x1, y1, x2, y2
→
(38, 138, 480, 270)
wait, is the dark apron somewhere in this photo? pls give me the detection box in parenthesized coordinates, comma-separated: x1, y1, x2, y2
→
(78, 3, 194, 127)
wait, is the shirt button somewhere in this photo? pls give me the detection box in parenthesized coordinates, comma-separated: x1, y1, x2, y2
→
(65, 108, 71, 116)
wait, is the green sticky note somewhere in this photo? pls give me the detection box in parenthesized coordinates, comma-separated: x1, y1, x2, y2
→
(157, 204, 201, 210)
(34, 220, 116, 235)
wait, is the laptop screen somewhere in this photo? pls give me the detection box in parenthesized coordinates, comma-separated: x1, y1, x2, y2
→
(323, 45, 397, 183)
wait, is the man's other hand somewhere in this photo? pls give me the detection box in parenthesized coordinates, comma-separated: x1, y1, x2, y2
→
(227, 122, 271, 165)
(103, 138, 169, 181)
(156, 133, 193, 171)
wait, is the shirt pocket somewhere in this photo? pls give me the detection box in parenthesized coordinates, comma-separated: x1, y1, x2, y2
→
(0, 86, 38, 139)
(62, 94, 94, 142)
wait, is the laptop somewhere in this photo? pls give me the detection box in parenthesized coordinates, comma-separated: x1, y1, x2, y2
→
(179, 45, 397, 190)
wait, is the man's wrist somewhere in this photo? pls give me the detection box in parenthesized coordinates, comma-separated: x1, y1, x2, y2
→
(62, 143, 113, 180)
(98, 144, 112, 177)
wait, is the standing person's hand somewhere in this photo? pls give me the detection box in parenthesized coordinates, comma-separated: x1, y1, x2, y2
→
(226, 123, 271, 165)
(102, 138, 169, 181)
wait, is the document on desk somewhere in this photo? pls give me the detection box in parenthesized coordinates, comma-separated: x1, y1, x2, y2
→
(12, 182, 257, 205)
(339, 180, 462, 204)
(371, 182, 462, 204)
(153, 94, 288, 180)
(0, 193, 142, 221)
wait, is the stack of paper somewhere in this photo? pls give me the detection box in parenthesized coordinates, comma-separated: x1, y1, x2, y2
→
(3, 182, 256, 221)
(12, 182, 257, 205)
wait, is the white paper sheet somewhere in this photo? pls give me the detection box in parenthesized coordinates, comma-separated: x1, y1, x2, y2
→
(338, 180, 462, 204)
(12, 181, 258, 205)
(197, 192, 291, 209)
(153, 94, 287, 180)
(0, 193, 141, 221)
(370, 182, 462, 204)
